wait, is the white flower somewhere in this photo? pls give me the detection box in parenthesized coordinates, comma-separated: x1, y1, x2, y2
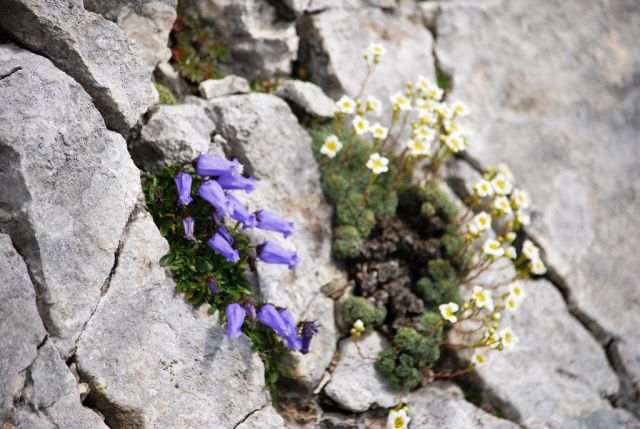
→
(416, 75, 444, 100)
(505, 245, 517, 260)
(370, 122, 389, 139)
(434, 102, 453, 119)
(320, 135, 343, 159)
(471, 351, 487, 367)
(509, 282, 526, 301)
(510, 189, 530, 209)
(336, 95, 356, 114)
(482, 238, 504, 258)
(366, 152, 389, 174)
(387, 409, 410, 429)
(505, 231, 517, 243)
(529, 257, 547, 275)
(499, 326, 518, 350)
(497, 162, 515, 181)
(466, 222, 480, 236)
(414, 125, 435, 143)
(474, 179, 494, 198)
(390, 91, 411, 111)
(516, 210, 531, 226)
(406, 139, 431, 156)
(505, 294, 521, 313)
(366, 95, 382, 115)
(352, 115, 370, 135)
(522, 239, 540, 260)
(487, 331, 501, 349)
(442, 118, 459, 134)
(353, 319, 365, 332)
(493, 196, 513, 215)
(418, 108, 437, 126)
(452, 101, 470, 117)
(491, 173, 513, 196)
(439, 302, 460, 323)
(444, 133, 467, 153)
(472, 212, 492, 232)
(472, 286, 494, 311)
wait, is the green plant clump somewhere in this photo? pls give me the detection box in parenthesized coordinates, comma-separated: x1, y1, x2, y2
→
(154, 82, 177, 105)
(341, 296, 387, 330)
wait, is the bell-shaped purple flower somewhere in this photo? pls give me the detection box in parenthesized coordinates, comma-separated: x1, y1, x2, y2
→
(207, 276, 219, 296)
(244, 302, 257, 320)
(183, 216, 195, 240)
(255, 210, 294, 238)
(217, 175, 256, 193)
(258, 241, 300, 269)
(227, 193, 257, 229)
(196, 154, 241, 177)
(225, 303, 246, 338)
(199, 180, 232, 216)
(207, 232, 239, 263)
(217, 225, 233, 244)
(257, 304, 301, 351)
(174, 172, 193, 205)
(279, 308, 302, 351)
(300, 321, 318, 354)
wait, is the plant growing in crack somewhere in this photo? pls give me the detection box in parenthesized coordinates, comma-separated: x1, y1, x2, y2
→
(308, 42, 548, 422)
(143, 154, 317, 399)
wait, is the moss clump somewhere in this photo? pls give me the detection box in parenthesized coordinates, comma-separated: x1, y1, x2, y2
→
(414, 258, 462, 309)
(154, 82, 177, 105)
(341, 296, 387, 330)
(333, 225, 364, 260)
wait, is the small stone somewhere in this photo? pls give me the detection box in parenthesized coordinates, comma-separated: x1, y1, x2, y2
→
(199, 75, 251, 99)
(275, 79, 337, 119)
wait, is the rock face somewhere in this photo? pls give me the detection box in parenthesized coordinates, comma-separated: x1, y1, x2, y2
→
(275, 79, 337, 119)
(435, 0, 640, 412)
(0, 0, 155, 134)
(131, 104, 217, 172)
(199, 75, 251, 99)
(84, 0, 177, 69)
(179, 0, 298, 79)
(236, 405, 286, 429)
(0, 43, 141, 357)
(298, 7, 435, 103)
(206, 94, 340, 388)
(76, 210, 271, 428)
(324, 332, 397, 412)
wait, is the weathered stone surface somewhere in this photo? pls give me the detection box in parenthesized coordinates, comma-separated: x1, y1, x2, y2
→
(236, 405, 285, 429)
(131, 104, 217, 172)
(84, 0, 177, 69)
(0, 43, 141, 357)
(468, 279, 632, 428)
(179, 0, 298, 79)
(154, 61, 191, 100)
(324, 332, 396, 412)
(408, 382, 518, 429)
(206, 94, 341, 387)
(76, 210, 270, 428)
(0, 0, 155, 134)
(298, 7, 435, 104)
(436, 0, 640, 409)
(275, 79, 337, 119)
(0, 234, 46, 422)
(199, 75, 251, 99)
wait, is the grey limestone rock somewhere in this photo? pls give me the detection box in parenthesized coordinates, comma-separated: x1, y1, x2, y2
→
(275, 79, 337, 119)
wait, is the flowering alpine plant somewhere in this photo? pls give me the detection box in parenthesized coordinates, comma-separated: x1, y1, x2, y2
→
(143, 154, 318, 395)
(307, 42, 548, 413)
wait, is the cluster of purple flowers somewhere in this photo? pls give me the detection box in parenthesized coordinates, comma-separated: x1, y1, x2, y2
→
(174, 154, 299, 268)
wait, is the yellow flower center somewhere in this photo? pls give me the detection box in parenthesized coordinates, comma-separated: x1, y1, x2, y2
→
(326, 142, 337, 151)
(394, 417, 405, 428)
(373, 160, 383, 168)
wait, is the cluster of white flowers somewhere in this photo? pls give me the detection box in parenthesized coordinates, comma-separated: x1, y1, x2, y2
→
(350, 319, 366, 337)
(522, 239, 547, 275)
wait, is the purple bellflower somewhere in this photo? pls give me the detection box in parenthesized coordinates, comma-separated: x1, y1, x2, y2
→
(217, 175, 256, 193)
(244, 302, 257, 320)
(300, 321, 318, 354)
(225, 303, 246, 338)
(207, 232, 239, 263)
(183, 216, 195, 240)
(174, 172, 193, 205)
(199, 180, 232, 216)
(227, 193, 257, 229)
(257, 304, 301, 351)
(255, 210, 294, 238)
(196, 154, 241, 177)
(258, 241, 300, 269)
(279, 308, 302, 351)
(217, 225, 233, 244)
(207, 276, 219, 296)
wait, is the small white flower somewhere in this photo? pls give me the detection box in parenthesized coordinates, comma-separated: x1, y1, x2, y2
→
(320, 135, 343, 159)
(451, 101, 470, 117)
(529, 257, 547, 275)
(472, 286, 494, 311)
(352, 115, 370, 135)
(418, 108, 437, 126)
(505, 231, 517, 243)
(353, 319, 365, 332)
(499, 326, 518, 350)
(414, 125, 435, 143)
(390, 91, 412, 111)
(505, 295, 521, 313)
(444, 133, 467, 153)
(387, 409, 410, 429)
(474, 179, 494, 198)
(516, 210, 531, 226)
(366, 95, 382, 115)
(505, 245, 517, 260)
(466, 222, 480, 236)
(491, 173, 513, 196)
(366, 152, 389, 175)
(493, 196, 513, 215)
(416, 75, 444, 100)
(522, 239, 540, 260)
(510, 189, 530, 209)
(497, 162, 515, 182)
(471, 350, 487, 367)
(366, 42, 386, 60)
(482, 238, 504, 258)
(370, 122, 389, 139)
(472, 212, 492, 232)
(439, 302, 460, 323)
(434, 102, 453, 119)
(509, 282, 526, 301)
(336, 95, 356, 114)
(487, 330, 501, 349)
(406, 139, 431, 157)
(442, 118, 459, 134)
